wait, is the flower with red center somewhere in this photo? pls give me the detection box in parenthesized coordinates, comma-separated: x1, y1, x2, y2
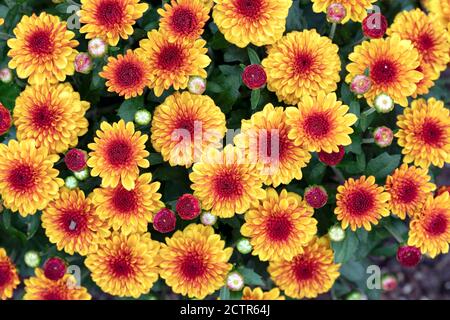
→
(159, 224, 233, 299)
(346, 34, 423, 107)
(335, 175, 390, 231)
(262, 30, 341, 105)
(437, 186, 450, 196)
(241, 188, 317, 261)
(85, 232, 160, 298)
(312, 0, 376, 23)
(65, 149, 88, 172)
(92, 173, 164, 235)
(285, 92, 357, 153)
(408, 192, 450, 258)
(242, 287, 285, 300)
(176, 194, 201, 220)
(233, 104, 311, 187)
(154, 208, 177, 233)
(304, 185, 328, 209)
(189, 145, 266, 218)
(212, 0, 292, 48)
(0, 103, 11, 135)
(385, 164, 436, 220)
(242, 64, 267, 90)
(7, 12, 78, 84)
(43, 258, 67, 281)
(318, 145, 345, 166)
(87, 120, 150, 190)
(396, 98, 450, 168)
(0, 248, 20, 300)
(396, 245, 422, 268)
(0, 140, 63, 217)
(79, 0, 149, 46)
(362, 13, 388, 39)
(268, 237, 340, 299)
(136, 30, 211, 97)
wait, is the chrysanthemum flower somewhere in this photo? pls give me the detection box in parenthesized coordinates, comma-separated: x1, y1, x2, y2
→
(151, 91, 226, 168)
(79, 0, 149, 46)
(7, 12, 78, 84)
(189, 145, 266, 218)
(396, 98, 450, 168)
(335, 176, 390, 231)
(85, 232, 160, 298)
(262, 30, 341, 105)
(87, 120, 149, 190)
(42, 188, 110, 255)
(268, 237, 340, 299)
(346, 34, 423, 107)
(234, 104, 311, 187)
(100, 49, 151, 99)
(385, 164, 436, 220)
(241, 188, 317, 261)
(0, 140, 63, 217)
(212, 0, 292, 48)
(285, 92, 357, 153)
(427, 0, 450, 27)
(136, 30, 211, 97)
(408, 192, 450, 258)
(159, 224, 233, 299)
(0, 248, 20, 300)
(24, 268, 91, 300)
(311, 0, 376, 23)
(92, 173, 163, 235)
(13, 83, 90, 154)
(242, 287, 285, 300)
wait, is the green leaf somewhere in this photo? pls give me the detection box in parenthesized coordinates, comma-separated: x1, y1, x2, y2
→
(0, 82, 20, 110)
(219, 287, 231, 300)
(26, 214, 40, 240)
(2, 210, 11, 230)
(117, 96, 144, 122)
(332, 229, 359, 263)
(307, 162, 326, 184)
(148, 153, 164, 166)
(366, 152, 401, 179)
(285, 0, 304, 32)
(250, 89, 260, 110)
(346, 134, 362, 155)
(237, 267, 265, 286)
(247, 47, 260, 65)
(359, 111, 376, 131)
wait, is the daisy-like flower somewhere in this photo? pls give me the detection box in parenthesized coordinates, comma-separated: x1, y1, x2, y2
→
(189, 145, 266, 218)
(85, 232, 160, 298)
(158, 0, 210, 41)
(0, 248, 20, 300)
(136, 30, 211, 97)
(13, 83, 90, 154)
(212, 0, 292, 48)
(100, 49, 151, 99)
(234, 104, 311, 187)
(159, 224, 233, 299)
(262, 30, 341, 105)
(285, 92, 357, 153)
(385, 164, 436, 220)
(7, 12, 78, 84)
(408, 192, 450, 258)
(87, 120, 149, 190)
(241, 188, 317, 261)
(396, 98, 450, 168)
(79, 0, 149, 46)
(311, 0, 376, 23)
(242, 287, 285, 300)
(92, 173, 164, 235)
(24, 268, 91, 300)
(42, 188, 110, 256)
(0, 140, 63, 217)
(427, 0, 450, 27)
(335, 176, 390, 231)
(151, 91, 227, 168)
(346, 34, 423, 107)
(268, 237, 340, 299)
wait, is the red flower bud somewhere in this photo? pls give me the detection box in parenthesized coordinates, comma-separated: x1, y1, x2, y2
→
(304, 185, 328, 209)
(242, 64, 267, 90)
(43, 257, 67, 281)
(318, 145, 345, 166)
(362, 13, 388, 39)
(153, 208, 177, 233)
(65, 149, 88, 172)
(396, 245, 421, 268)
(176, 194, 201, 220)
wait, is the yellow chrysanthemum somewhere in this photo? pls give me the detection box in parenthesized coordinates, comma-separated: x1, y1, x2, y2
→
(87, 120, 149, 190)
(335, 176, 390, 231)
(7, 12, 78, 84)
(268, 237, 340, 299)
(42, 188, 110, 256)
(151, 91, 227, 168)
(408, 192, 450, 258)
(311, 0, 376, 23)
(24, 269, 91, 300)
(241, 188, 317, 261)
(92, 173, 163, 235)
(427, 0, 450, 26)
(85, 232, 160, 298)
(242, 287, 285, 300)
(285, 92, 357, 153)
(346, 34, 423, 107)
(0, 140, 63, 217)
(136, 30, 211, 97)
(396, 98, 450, 168)
(385, 164, 436, 220)
(212, 0, 292, 48)
(13, 83, 90, 154)
(159, 224, 233, 299)
(262, 30, 341, 105)
(79, 0, 149, 46)
(189, 145, 266, 218)
(0, 248, 20, 300)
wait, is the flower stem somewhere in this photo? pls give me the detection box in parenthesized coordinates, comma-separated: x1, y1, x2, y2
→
(331, 166, 345, 184)
(362, 138, 374, 144)
(362, 107, 376, 117)
(329, 23, 337, 40)
(384, 224, 404, 244)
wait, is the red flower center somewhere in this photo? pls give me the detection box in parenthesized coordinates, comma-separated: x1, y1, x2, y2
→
(235, 0, 262, 19)
(42, 290, 65, 300)
(106, 139, 133, 167)
(303, 112, 331, 138)
(266, 215, 293, 242)
(111, 186, 138, 214)
(293, 257, 316, 281)
(115, 61, 143, 88)
(27, 30, 54, 56)
(416, 32, 435, 54)
(157, 44, 184, 71)
(419, 119, 444, 147)
(345, 189, 375, 216)
(8, 164, 36, 192)
(213, 169, 244, 200)
(371, 59, 398, 85)
(170, 6, 197, 35)
(426, 212, 447, 236)
(110, 251, 134, 277)
(175, 116, 196, 141)
(0, 263, 12, 287)
(396, 178, 419, 204)
(96, 0, 124, 27)
(60, 209, 88, 235)
(293, 52, 314, 75)
(31, 105, 56, 129)
(180, 252, 206, 280)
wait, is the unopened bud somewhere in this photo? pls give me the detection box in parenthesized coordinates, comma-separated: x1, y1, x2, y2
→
(134, 109, 152, 126)
(373, 126, 393, 148)
(374, 93, 394, 113)
(200, 211, 217, 226)
(24, 251, 41, 268)
(74, 53, 93, 74)
(88, 38, 108, 58)
(236, 238, 253, 254)
(326, 3, 347, 23)
(226, 271, 244, 291)
(187, 76, 207, 95)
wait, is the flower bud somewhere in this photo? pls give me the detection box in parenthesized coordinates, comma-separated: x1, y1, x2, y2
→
(382, 274, 398, 292)
(350, 75, 372, 95)
(374, 93, 394, 113)
(200, 211, 217, 226)
(373, 126, 394, 148)
(226, 271, 244, 291)
(65, 149, 88, 172)
(396, 245, 421, 268)
(242, 64, 267, 90)
(318, 145, 345, 166)
(65, 176, 78, 190)
(328, 225, 346, 242)
(326, 3, 347, 24)
(24, 251, 41, 268)
(236, 238, 253, 254)
(346, 291, 367, 300)
(187, 76, 207, 95)
(153, 208, 177, 233)
(73, 168, 90, 181)
(304, 185, 328, 209)
(74, 53, 93, 74)
(0, 102, 12, 136)
(43, 257, 67, 281)
(362, 13, 388, 39)
(134, 109, 152, 126)
(88, 38, 108, 58)
(0, 68, 13, 83)
(176, 194, 201, 220)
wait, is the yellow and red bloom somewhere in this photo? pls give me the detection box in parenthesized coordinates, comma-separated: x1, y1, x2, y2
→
(159, 224, 233, 299)
(312, 0, 376, 23)
(7, 12, 78, 84)
(242, 287, 285, 300)
(0, 248, 20, 300)
(87, 120, 149, 190)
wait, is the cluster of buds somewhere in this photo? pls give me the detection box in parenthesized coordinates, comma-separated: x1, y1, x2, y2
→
(74, 38, 109, 75)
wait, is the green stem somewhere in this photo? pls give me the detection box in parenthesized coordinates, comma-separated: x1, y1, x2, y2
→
(331, 166, 345, 184)
(362, 138, 374, 144)
(384, 225, 404, 244)
(362, 107, 376, 117)
(329, 23, 337, 40)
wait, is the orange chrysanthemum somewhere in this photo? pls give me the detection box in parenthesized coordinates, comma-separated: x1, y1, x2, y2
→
(242, 287, 285, 300)
(311, 0, 376, 23)
(0, 248, 20, 300)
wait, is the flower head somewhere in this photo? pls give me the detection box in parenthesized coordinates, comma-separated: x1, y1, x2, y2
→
(362, 13, 388, 39)
(0, 68, 13, 83)
(226, 271, 244, 291)
(373, 126, 394, 148)
(326, 3, 347, 23)
(176, 194, 201, 220)
(74, 53, 93, 74)
(242, 64, 267, 90)
(0, 103, 11, 135)
(43, 257, 67, 281)
(396, 245, 422, 268)
(187, 76, 207, 95)
(350, 75, 372, 95)
(304, 185, 328, 209)
(242, 287, 285, 300)
(154, 208, 177, 233)
(374, 93, 394, 113)
(88, 38, 108, 58)
(318, 145, 345, 166)
(200, 212, 217, 226)
(0, 248, 20, 300)
(65, 149, 88, 172)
